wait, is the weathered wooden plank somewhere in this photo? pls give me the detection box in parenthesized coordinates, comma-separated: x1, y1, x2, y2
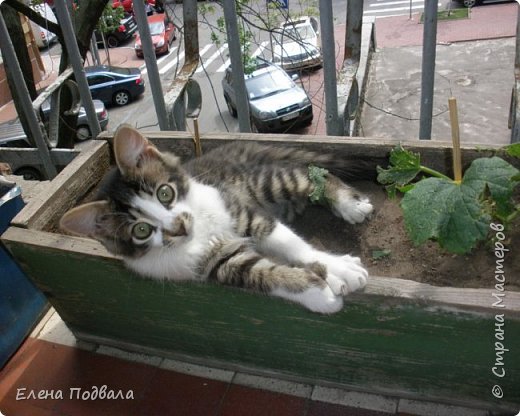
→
(99, 131, 519, 176)
(2, 229, 519, 409)
(4, 227, 519, 314)
(11, 140, 110, 231)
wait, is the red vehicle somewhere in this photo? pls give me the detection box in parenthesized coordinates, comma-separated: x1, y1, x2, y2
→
(134, 13, 176, 58)
(112, 0, 155, 15)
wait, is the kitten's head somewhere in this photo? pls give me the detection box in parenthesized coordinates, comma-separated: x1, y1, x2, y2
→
(60, 125, 193, 258)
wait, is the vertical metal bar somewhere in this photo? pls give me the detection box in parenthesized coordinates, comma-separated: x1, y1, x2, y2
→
(0, 10, 57, 178)
(183, 0, 199, 65)
(345, 0, 363, 62)
(418, 0, 438, 140)
(132, 0, 169, 130)
(54, 0, 101, 139)
(319, 0, 341, 136)
(91, 33, 101, 66)
(222, 0, 251, 132)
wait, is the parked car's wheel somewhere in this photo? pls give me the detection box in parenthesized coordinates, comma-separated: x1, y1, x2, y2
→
(106, 35, 120, 48)
(14, 167, 43, 181)
(76, 125, 91, 142)
(113, 90, 130, 106)
(462, 0, 477, 6)
(225, 96, 237, 117)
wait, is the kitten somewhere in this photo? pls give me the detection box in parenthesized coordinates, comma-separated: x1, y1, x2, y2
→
(60, 125, 373, 314)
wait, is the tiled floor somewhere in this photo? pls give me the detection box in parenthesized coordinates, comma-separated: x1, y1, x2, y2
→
(0, 309, 496, 416)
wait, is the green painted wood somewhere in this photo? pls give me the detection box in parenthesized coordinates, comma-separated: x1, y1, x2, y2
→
(4, 235, 519, 408)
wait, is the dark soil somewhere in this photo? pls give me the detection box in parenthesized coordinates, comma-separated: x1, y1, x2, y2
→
(293, 181, 520, 291)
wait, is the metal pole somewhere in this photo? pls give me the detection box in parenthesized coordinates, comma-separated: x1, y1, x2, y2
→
(54, 0, 101, 139)
(222, 0, 251, 132)
(90, 33, 101, 66)
(345, 0, 363, 62)
(0, 10, 57, 178)
(319, 0, 342, 136)
(418, 0, 438, 140)
(132, 0, 169, 130)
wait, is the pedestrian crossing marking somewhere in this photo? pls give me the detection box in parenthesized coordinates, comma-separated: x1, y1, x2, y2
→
(369, 0, 424, 7)
(195, 43, 228, 73)
(364, 2, 439, 14)
(159, 50, 185, 74)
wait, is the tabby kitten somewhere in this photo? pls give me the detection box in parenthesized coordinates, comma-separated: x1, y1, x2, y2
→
(60, 125, 373, 314)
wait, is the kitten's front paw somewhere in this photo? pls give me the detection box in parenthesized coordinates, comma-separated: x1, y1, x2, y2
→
(322, 255, 368, 296)
(335, 194, 373, 224)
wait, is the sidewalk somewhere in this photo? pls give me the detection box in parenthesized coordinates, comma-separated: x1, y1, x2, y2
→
(362, 2, 517, 144)
(374, 2, 517, 48)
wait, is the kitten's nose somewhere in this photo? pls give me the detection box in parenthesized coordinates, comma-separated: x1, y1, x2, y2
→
(163, 224, 187, 238)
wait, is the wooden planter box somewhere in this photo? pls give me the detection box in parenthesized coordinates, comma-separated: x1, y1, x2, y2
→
(2, 133, 519, 411)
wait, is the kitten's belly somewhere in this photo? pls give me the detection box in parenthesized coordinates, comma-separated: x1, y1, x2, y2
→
(126, 182, 235, 281)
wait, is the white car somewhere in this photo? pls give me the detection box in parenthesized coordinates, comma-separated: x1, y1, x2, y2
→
(272, 16, 322, 71)
(29, 3, 58, 48)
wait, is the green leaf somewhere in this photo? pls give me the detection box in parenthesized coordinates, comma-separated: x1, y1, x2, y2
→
(463, 157, 519, 217)
(372, 249, 391, 260)
(505, 143, 520, 158)
(400, 157, 519, 254)
(377, 144, 422, 188)
(401, 178, 490, 254)
(308, 165, 329, 204)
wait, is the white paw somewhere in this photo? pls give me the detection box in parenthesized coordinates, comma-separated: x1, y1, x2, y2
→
(271, 286, 343, 314)
(343, 254, 362, 265)
(320, 254, 368, 296)
(336, 195, 373, 224)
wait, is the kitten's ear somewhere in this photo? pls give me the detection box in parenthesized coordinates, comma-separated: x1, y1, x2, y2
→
(60, 201, 110, 238)
(113, 124, 160, 175)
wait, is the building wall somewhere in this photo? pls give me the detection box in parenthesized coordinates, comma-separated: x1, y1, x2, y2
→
(0, 13, 44, 108)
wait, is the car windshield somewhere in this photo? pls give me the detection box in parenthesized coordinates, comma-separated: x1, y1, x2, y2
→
(246, 70, 294, 100)
(148, 21, 164, 35)
(274, 24, 313, 44)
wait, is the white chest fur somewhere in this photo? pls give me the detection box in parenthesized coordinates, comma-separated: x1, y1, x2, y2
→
(125, 180, 235, 281)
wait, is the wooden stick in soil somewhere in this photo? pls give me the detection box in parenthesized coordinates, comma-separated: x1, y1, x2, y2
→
(448, 97, 462, 183)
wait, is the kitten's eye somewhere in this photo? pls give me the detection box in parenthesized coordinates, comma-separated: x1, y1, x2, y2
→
(132, 222, 154, 240)
(157, 184, 175, 205)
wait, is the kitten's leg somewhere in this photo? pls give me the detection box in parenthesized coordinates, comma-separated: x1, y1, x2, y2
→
(245, 167, 373, 225)
(323, 175, 373, 225)
(201, 239, 343, 314)
(256, 222, 368, 296)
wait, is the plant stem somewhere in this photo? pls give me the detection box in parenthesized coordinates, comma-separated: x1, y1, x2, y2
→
(420, 166, 453, 181)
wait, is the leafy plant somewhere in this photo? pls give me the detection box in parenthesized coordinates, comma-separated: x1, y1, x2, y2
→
(377, 144, 520, 254)
(95, 3, 125, 36)
(308, 165, 329, 204)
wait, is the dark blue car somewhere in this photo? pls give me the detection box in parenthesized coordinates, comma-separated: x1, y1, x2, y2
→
(85, 65, 145, 107)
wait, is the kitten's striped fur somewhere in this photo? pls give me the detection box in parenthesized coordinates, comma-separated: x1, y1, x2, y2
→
(60, 125, 373, 313)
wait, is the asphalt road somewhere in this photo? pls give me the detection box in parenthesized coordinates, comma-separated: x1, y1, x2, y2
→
(86, 0, 454, 134)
